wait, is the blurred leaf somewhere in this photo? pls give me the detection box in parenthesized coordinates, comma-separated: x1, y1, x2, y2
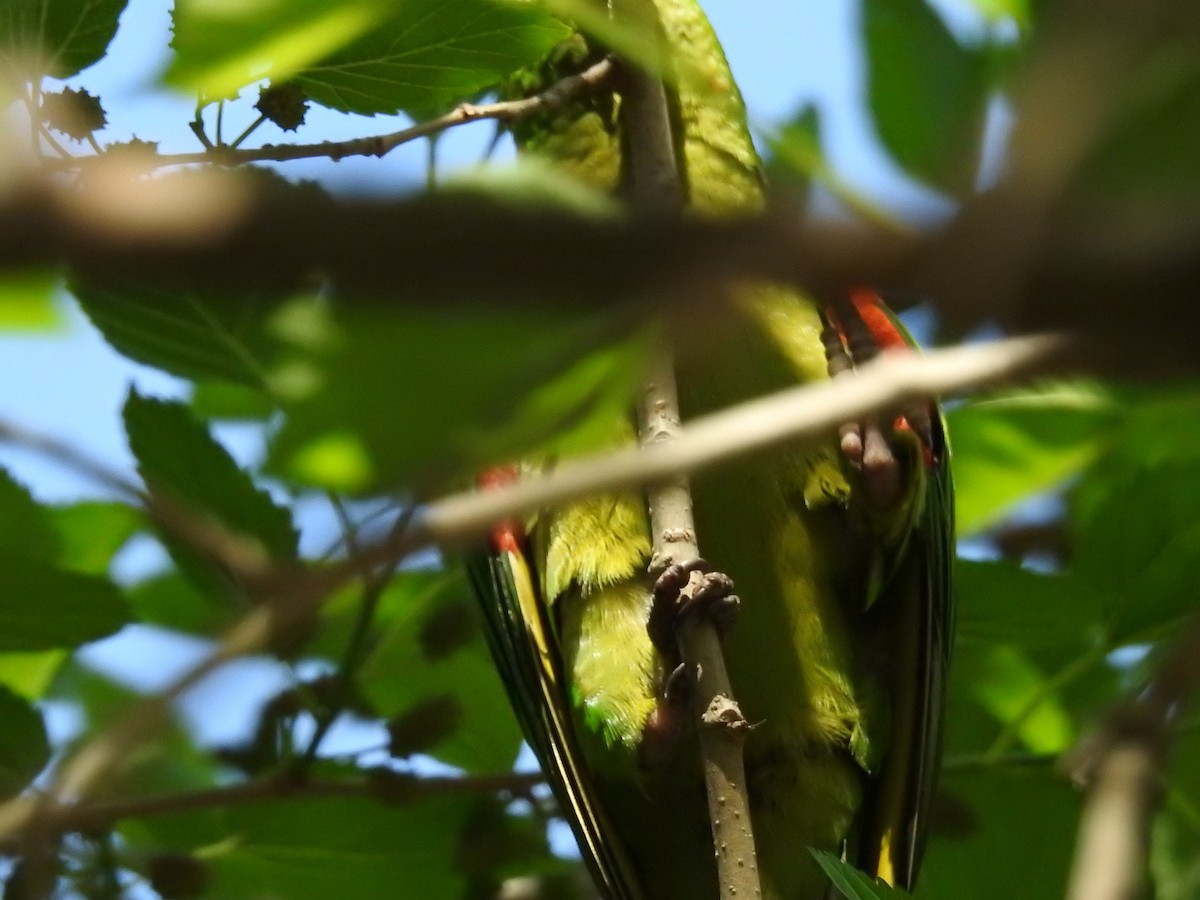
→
(123, 393, 298, 592)
(171, 0, 570, 115)
(955, 643, 1079, 755)
(1078, 50, 1200, 200)
(269, 308, 646, 491)
(811, 850, 908, 898)
(1154, 729, 1200, 900)
(0, 686, 49, 797)
(954, 0, 1030, 26)
(0, 0, 127, 79)
(920, 766, 1077, 899)
(50, 501, 143, 575)
(127, 571, 240, 636)
(0, 554, 129, 650)
(948, 382, 1118, 535)
(168, 0, 386, 101)
(862, 0, 991, 193)
(296, 0, 572, 116)
(73, 281, 279, 388)
(1073, 462, 1200, 646)
(957, 560, 1102, 649)
(0, 651, 67, 700)
(0, 469, 59, 562)
(201, 795, 470, 899)
(321, 570, 523, 772)
(0, 273, 61, 330)
(190, 381, 277, 420)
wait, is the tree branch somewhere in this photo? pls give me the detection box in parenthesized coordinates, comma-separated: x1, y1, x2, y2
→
(50, 771, 543, 835)
(0, 333, 1060, 842)
(1064, 615, 1200, 900)
(46, 59, 616, 173)
(612, 0, 761, 895)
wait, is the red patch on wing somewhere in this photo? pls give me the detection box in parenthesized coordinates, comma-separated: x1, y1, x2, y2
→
(845, 288, 938, 469)
(479, 465, 526, 554)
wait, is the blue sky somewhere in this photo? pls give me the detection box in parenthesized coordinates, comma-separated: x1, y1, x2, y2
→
(0, 0, 974, 753)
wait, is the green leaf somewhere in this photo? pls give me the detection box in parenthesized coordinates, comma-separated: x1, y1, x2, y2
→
(50, 501, 143, 575)
(0, 554, 129, 651)
(947, 382, 1118, 535)
(0, 272, 61, 330)
(957, 561, 1101, 650)
(201, 795, 470, 899)
(0, 651, 67, 700)
(1073, 462, 1200, 646)
(169, 0, 571, 115)
(0, 686, 50, 798)
(269, 307, 647, 491)
(295, 0, 572, 116)
(190, 381, 277, 420)
(953, 643, 1079, 755)
(123, 392, 298, 573)
(127, 571, 241, 636)
(811, 850, 908, 898)
(324, 570, 523, 772)
(920, 766, 1077, 899)
(73, 281, 279, 388)
(0, 469, 59, 562)
(861, 0, 991, 193)
(1077, 51, 1200, 201)
(954, 0, 1030, 26)
(168, 0, 386, 101)
(0, 0, 127, 79)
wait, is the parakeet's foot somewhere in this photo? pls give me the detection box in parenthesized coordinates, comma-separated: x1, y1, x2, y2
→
(647, 559, 740, 654)
(638, 662, 693, 767)
(821, 289, 935, 510)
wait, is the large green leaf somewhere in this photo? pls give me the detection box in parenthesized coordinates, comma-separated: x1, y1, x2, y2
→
(269, 307, 648, 492)
(295, 0, 572, 116)
(0, 0, 127, 79)
(0, 469, 59, 562)
(169, 0, 387, 101)
(201, 795, 470, 899)
(947, 382, 1118, 535)
(0, 554, 129, 651)
(0, 686, 50, 798)
(956, 560, 1101, 651)
(1072, 462, 1200, 646)
(123, 392, 298, 579)
(73, 281, 280, 388)
(1076, 52, 1200, 201)
(169, 0, 570, 115)
(50, 501, 143, 575)
(861, 0, 991, 193)
(920, 766, 1078, 899)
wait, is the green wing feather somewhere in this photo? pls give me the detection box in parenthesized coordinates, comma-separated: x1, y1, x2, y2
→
(466, 529, 646, 900)
(856, 309, 956, 887)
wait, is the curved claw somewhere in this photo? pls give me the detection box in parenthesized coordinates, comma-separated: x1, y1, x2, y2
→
(648, 561, 739, 653)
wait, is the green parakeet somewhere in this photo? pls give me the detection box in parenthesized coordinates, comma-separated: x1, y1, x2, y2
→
(469, 3, 955, 899)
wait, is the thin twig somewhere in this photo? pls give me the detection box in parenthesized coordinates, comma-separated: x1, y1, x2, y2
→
(51, 771, 543, 834)
(45, 59, 615, 173)
(613, 0, 761, 895)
